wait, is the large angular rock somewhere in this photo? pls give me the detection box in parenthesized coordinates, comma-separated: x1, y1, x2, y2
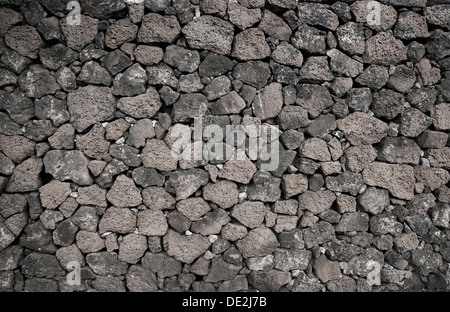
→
(414, 166, 450, 191)
(411, 244, 444, 276)
(34, 95, 70, 127)
(60, 15, 98, 51)
(5, 25, 43, 59)
(134, 45, 163, 66)
(327, 49, 364, 78)
(6, 157, 43, 193)
(395, 11, 429, 40)
(67, 86, 115, 132)
(372, 93, 405, 121)
(86, 252, 128, 276)
(252, 83, 283, 120)
(109, 144, 142, 168)
(427, 148, 450, 170)
(313, 254, 341, 283)
(0, 113, 22, 136)
(272, 42, 303, 68)
(300, 138, 331, 162)
(296, 84, 333, 119)
(325, 172, 364, 196)
(217, 151, 257, 184)
(39, 44, 78, 71)
(0, 7, 22, 36)
(228, 2, 261, 30)
(38, 180, 71, 210)
(0, 246, 23, 271)
(399, 108, 432, 138)
(350, 0, 397, 31)
(22, 253, 64, 278)
(106, 175, 142, 208)
(141, 139, 178, 171)
(344, 145, 377, 172)
(298, 3, 339, 30)
(76, 124, 110, 160)
(177, 198, 210, 221)
(281, 174, 308, 199)
(415, 58, 441, 86)
(210, 92, 246, 115)
(356, 66, 389, 91)
(102, 50, 133, 76)
(0, 193, 26, 219)
(259, 10, 292, 41)
(302, 221, 335, 249)
(358, 187, 390, 215)
(236, 227, 279, 258)
(163, 230, 211, 264)
(299, 56, 333, 82)
(169, 169, 209, 201)
(0, 135, 35, 163)
(292, 24, 326, 54)
(203, 255, 241, 283)
(274, 248, 311, 271)
(232, 28, 270, 61)
(247, 171, 281, 202)
(163, 45, 200, 73)
(99, 207, 136, 234)
(76, 185, 108, 208)
(363, 162, 415, 200)
(298, 190, 336, 215)
(126, 265, 158, 292)
(191, 208, 231, 236)
(336, 212, 369, 232)
(363, 32, 407, 66)
(142, 186, 176, 211)
(172, 93, 208, 122)
(19, 65, 60, 98)
(204, 76, 231, 101)
(128, 119, 156, 149)
(203, 180, 239, 209)
(142, 252, 182, 278)
(138, 13, 181, 43)
(231, 201, 266, 229)
(232, 61, 271, 89)
(377, 137, 421, 165)
(117, 89, 161, 120)
(132, 167, 164, 188)
(19, 221, 56, 254)
(336, 112, 388, 145)
(118, 234, 147, 264)
(336, 22, 365, 55)
(277, 106, 309, 131)
(182, 15, 234, 55)
(0, 89, 35, 125)
(113, 64, 148, 97)
(432, 103, 450, 131)
(79, 0, 126, 19)
(43, 150, 93, 185)
(76, 230, 105, 253)
(346, 247, 384, 277)
(199, 52, 234, 78)
(105, 18, 138, 49)
(425, 5, 450, 30)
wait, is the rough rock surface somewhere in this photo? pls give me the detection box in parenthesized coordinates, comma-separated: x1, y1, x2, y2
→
(1, 0, 449, 293)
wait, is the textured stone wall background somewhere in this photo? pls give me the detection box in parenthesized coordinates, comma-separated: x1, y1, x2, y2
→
(0, 0, 449, 292)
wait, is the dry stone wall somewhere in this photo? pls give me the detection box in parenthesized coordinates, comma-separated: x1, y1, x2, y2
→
(0, 0, 449, 292)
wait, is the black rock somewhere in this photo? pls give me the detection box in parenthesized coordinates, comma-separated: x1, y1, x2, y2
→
(102, 50, 133, 75)
(19, 221, 57, 254)
(199, 52, 234, 78)
(52, 220, 79, 247)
